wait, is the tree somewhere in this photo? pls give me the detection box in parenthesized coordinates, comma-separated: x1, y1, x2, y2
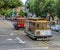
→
(55, 0, 60, 18)
(19, 10, 25, 16)
(19, 10, 28, 17)
(26, 0, 60, 18)
(0, 0, 23, 17)
(34, 0, 46, 17)
(25, 0, 35, 13)
(4, 0, 23, 8)
(0, 0, 4, 9)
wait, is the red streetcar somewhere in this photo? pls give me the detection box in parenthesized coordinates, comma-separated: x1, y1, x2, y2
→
(13, 17, 26, 30)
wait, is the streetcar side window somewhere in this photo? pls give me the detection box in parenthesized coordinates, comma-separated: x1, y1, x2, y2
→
(36, 23, 40, 29)
(29, 22, 35, 32)
(42, 23, 44, 29)
(42, 23, 50, 29)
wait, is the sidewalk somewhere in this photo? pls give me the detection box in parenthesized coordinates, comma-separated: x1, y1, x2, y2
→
(0, 20, 13, 28)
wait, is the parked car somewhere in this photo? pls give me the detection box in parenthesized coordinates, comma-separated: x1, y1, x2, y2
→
(57, 29, 60, 32)
(51, 25, 60, 31)
(56, 25, 60, 32)
(10, 17, 15, 21)
(51, 25, 56, 30)
(6, 18, 11, 21)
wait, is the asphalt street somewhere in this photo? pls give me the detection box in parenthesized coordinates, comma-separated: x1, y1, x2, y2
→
(0, 20, 60, 50)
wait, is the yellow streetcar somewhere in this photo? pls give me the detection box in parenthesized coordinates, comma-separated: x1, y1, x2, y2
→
(25, 18, 52, 40)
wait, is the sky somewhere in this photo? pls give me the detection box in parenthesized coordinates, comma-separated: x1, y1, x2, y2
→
(21, 0, 27, 4)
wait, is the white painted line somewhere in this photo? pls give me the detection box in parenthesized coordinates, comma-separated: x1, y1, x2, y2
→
(10, 33, 13, 36)
(9, 49, 20, 50)
(16, 37, 26, 44)
(0, 35, 5, 37)
(23, 47, 49, 49)
(9, 47, 49, 50)
(6, 39, 12, 40)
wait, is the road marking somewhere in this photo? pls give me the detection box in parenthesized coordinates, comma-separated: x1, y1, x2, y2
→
(10, 33, 13, 36)
(9, 49, 20, 50)
(16, 37, 26, 44)
(24, 47, 49, 49)
(9, 47, 48, 50)
(6, 39, 12, 40)
(0, 35, 6, 37)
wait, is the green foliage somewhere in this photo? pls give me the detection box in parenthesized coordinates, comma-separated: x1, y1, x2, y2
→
(2, 0, 23, 8)
(19, 10, 24, 16)
(19, 10, 27, 17)
(5, 9, 12, 17)
(0, 0, 4, 8)
(0, 0, 23, 17)
(0, 8, 6, 15)
(26, 0, 35, 13)
(55, 0, 60, 18)
(24, 12, 28, 16)
(26, 0, 60, 18)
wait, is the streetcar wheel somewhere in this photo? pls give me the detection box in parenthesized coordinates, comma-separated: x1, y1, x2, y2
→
(16, 28, 19, 30)
(33, 38, 37, 40)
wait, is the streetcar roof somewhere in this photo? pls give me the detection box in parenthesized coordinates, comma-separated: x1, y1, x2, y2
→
(27, 18, 47, 20)
(28, 20, 50, 23)
(15, 17, 26, 20)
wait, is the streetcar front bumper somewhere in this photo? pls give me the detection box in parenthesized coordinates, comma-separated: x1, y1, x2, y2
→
(34, 35, 52, 38)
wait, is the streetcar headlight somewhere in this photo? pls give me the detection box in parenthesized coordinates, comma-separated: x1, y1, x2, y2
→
(42, 32, 45, 35)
